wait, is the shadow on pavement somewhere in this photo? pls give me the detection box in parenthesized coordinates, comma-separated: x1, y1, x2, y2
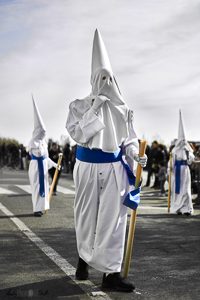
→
(0, 277, 85, 300)
(0, 214, 34, 219)
(8, 194, 31, 197)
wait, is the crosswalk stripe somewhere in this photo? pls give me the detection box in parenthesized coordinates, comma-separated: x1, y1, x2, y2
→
(57, 186, 75, 195)
(138, 205, 167, 210)
(15, 185, 31, 194)
(15, 185, 75, 195)
(0, 187, 17, 195)
(1, 184, 167, 202)
(0, 184, 167, 200)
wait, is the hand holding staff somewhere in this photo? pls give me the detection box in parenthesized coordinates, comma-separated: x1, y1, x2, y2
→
(123, 140, 147, 278)
(48, 153, 63, 203)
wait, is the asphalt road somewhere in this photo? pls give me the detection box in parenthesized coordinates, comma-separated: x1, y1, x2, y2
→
(0, 168, 200, 300)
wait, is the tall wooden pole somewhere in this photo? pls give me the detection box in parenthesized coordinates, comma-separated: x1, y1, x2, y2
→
(48, 153, 63, 203)
(123, 140, 147, 278)
(167, 152, 172, 213)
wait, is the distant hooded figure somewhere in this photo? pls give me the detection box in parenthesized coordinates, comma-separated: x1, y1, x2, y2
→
(28, 97, 57, 217)
(66, 29, 147, 292)
(170, 110, 194, 215)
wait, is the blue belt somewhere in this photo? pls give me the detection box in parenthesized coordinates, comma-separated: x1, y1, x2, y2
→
(175, 160, 187, 194)
(31, 154, 46, 197)
(76, 146, 140, 210)
(76, 146, 122, 163)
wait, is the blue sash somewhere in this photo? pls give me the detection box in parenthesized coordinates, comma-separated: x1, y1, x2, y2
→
(76, 146, 140, 210)
(175, 160, 187, 194)
(31, 154, 46, 197)
(76, 146, 122, 163)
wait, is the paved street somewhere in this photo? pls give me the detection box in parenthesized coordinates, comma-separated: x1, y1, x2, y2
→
(0, 168, 199, 300)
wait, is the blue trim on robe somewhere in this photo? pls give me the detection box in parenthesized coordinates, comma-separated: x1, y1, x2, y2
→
(76, 146, 140, 210)
(31, 154, 46, 197)
(123, 187, 141, 210)
(175, 160, 187, 194)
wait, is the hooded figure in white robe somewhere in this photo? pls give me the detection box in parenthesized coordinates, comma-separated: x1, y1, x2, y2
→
(28, 97, 57, 216)
(66, 29, 147, 292)
(170, 110, 194, 215)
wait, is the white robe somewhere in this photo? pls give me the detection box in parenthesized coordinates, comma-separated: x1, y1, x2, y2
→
(66, 99, 138, 273)
(28, 140, 57, 212)
(170, 141, 194, 214)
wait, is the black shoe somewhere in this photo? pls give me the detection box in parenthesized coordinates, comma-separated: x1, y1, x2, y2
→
(184, 212, 191, 216)
(75, 257, 89, 280)
(102, 273, 135, 293)
(33, 211, 43, 217)
(177, 211, 182, 215)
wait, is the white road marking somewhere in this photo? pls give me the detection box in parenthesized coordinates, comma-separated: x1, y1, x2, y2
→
(0, 202, 111, 300)
(138, 205, 167, 210)
(141, 192, 157, 196)
(0, 187, 17, 195)
(57, 186, 75, 195)
(0, 178, 27, 182)
(141, 191, 168, 197)
(15, 185, 32, 194)
(15, 185, 75, 195)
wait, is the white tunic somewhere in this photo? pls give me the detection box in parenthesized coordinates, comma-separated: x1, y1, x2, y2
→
(28, 140, 57, 212)
(66, 99, 138, 273)
(170, 141, 194, 214)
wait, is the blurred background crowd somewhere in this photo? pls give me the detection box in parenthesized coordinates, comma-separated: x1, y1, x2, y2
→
(0, 137, 77, 174)
(0, 137, 200, 202)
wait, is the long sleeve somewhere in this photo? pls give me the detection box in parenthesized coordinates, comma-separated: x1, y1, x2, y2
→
(66, 99, 105, 144)
(187, 151, 195, 165)
(122, 110, 139, 172)
(47, 157, 57, 169)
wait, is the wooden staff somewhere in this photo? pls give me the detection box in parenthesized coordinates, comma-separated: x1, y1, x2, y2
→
(123, 140, 147, 278)
(48, 153, 63, 203)
(167, 152, 172, 213)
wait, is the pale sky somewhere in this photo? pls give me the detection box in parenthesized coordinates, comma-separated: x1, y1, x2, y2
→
(0, 0, 200, 146)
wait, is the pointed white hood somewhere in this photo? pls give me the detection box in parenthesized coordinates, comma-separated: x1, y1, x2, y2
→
(178, 110, 186, 140)
(86, 29, 133, 152)
(91, 29, 113, 83)
(174, 110, 193, 154)
(91, 29, 124, 105)
(28, 96, 46, 150)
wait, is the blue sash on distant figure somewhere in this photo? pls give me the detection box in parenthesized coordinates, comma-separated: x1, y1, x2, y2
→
(175, 160, 187, 194)
(31, 154, 46, 197)
(76, 146, 140, 210)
